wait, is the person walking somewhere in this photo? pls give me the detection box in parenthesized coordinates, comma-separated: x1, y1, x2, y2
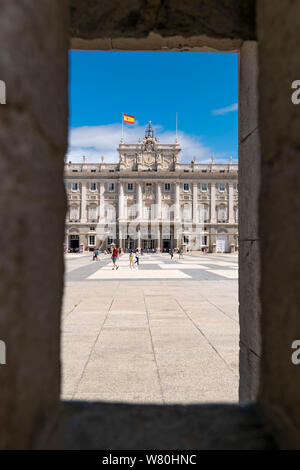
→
(135, 249, 140, 267)
(111, 245, 119, 270)
(169, 248, 173, 260)
(129, 250, 134, 269)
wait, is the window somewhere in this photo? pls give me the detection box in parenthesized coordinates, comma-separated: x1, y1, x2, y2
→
(146, 183, 152, 187)
(201, 170, 207, 173)
(88, 206, 97, 221)
(106, 206, 115, 222)
(198, 205, 209, 223)
(91, 169, 96, 173)
(184, 183, 189, 191)
(71, 183, 78, 191)
(217, 205, 227, 222)
(202, 235, 208, 246)
(144, 206, 151, 220)
(183, 236, 189, 244)
(72, 169, 78, 173)
(90, 226, 95, 231)
(128, 183, 134, 191)
(183, 204, 192, 221)
(107, 237, 114, 245)
(69, 206, 79, 221)
(108, 183, 114, 191)
(201, 183, 207, 191)
(128, 205, 136, 219)
(89, 235, 95, 246)
(219, 183, 225, 191)
(90, 183, 96, 191)
(234, 183, 238, 192)
(220, 170, 225, 173)
(165, 183, 170, 191)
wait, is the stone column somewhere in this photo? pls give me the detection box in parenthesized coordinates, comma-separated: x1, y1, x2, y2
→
(99, 183, 105, 221)
(210, 183, 216, 223)
(118, 181, 124, 220)
(228, 183, 234, 223)
(174, 182, 180, 220)
(81, 181, 87, 223)
(239, 41, 260, 403)
(193, 182, 198, 223)
(137, 182, 143, 219)
(156, 182, 161, 220)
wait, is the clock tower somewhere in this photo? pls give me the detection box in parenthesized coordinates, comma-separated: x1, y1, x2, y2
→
(118, 121, 181, 172)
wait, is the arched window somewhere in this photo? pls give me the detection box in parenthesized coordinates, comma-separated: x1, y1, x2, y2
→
(128, 204, 136, 220)
(217, 205, 227, 223)
(69, 205, 79, 221)
(144, 205, 151, 220)
(88, 205, 98, 221)
(163, 203, 171, 220)
(105, 205, 116, 222)
(182, 204, 192, 222)
(198, 204, 209, 223)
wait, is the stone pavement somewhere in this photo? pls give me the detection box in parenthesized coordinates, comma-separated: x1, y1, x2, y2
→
(61, 252, 239, 404)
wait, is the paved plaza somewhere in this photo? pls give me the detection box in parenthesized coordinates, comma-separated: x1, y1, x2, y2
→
(61, 252, 239, 404)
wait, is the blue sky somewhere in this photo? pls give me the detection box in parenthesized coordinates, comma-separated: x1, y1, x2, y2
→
(68, 51, 238, 164)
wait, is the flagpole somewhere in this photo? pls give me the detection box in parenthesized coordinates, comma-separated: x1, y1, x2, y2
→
(176, 112, 178, 141)
(121, 113, 124, 141)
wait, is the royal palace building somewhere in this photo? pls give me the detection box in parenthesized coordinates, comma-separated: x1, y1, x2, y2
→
(64, 122, 238, 253)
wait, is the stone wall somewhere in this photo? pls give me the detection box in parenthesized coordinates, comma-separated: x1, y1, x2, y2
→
(2, 0, 300, 450)
(70, 0, 255, 51)
(0, 0, 69, 449)
(257, 0, 300, 449)
(238, 41, 261, 401)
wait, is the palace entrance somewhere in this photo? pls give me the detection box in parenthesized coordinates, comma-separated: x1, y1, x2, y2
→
(69, 234, 79, 252)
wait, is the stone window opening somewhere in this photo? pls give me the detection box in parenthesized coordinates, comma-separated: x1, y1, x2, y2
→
(2, 1, 281, 451)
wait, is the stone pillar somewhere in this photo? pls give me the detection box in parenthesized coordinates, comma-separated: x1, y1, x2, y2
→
(238, 41, 261, 403)
(0, 0, 69, 449)
(174, 182, 180, 220)
(99, 183, 105, 221)
(118, 181, 124, 220)
(228, 183, 234, 223)
(156, 182, 161, 220)
(210, 183, 216, 223)
(137, 182, 142, 219)
(193, 182, 198, 223)
(81, 182, 87, 223)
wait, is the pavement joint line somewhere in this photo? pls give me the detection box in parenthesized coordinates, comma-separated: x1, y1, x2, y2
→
(71, 295, 115, 399)
(174, 297, 239, 378)
(206, 299, 239, 325)
(143, 293, 166, 404)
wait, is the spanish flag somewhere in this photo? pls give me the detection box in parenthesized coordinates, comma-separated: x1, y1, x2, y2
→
(123, 114, 135, 124)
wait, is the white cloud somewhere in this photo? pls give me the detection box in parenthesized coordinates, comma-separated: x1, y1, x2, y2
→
(212, 103, 238, 116)
(67, 123, 215, 164)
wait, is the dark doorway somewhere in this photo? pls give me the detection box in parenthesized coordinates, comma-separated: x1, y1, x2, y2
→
(69, 235, 79, 252)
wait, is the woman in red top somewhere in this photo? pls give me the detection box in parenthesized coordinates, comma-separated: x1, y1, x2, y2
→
(112, 246, 119, 270)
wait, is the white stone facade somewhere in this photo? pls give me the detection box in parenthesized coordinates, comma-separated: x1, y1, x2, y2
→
(64, 122, 238, 253)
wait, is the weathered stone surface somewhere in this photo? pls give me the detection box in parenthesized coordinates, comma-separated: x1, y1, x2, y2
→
(70, 0, 256, 46)
(239, 128, 260, 241)
(257, 0, 300, 449)
(40, 402, 275, 450)
(238, 40, 261, 402)
(239, 343, 260, 403)
(0, 0, 68, 449)
(239, 241, 261, 353)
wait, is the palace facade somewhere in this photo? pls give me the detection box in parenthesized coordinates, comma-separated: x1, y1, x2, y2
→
(64, 122, 238, 253)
